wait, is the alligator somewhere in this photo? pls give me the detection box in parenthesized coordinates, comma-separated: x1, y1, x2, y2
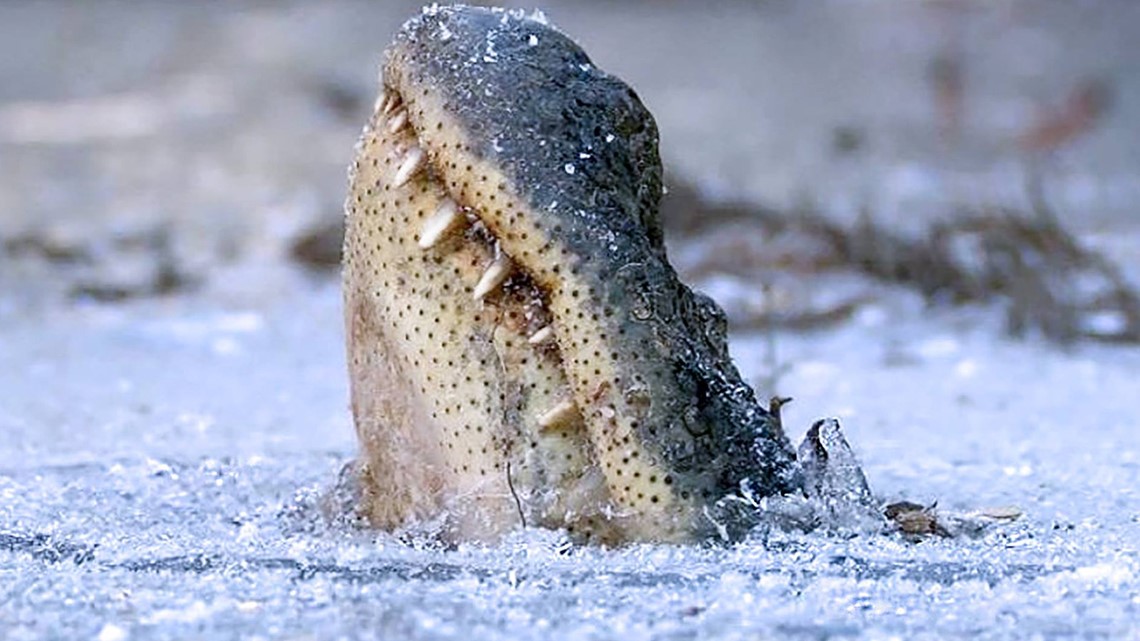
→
(341, 5, 876, 544)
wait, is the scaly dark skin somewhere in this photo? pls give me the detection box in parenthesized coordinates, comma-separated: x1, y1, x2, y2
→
(343, 5, 802, 544)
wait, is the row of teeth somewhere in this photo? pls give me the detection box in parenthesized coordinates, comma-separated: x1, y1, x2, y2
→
(380, 89, 577, 432)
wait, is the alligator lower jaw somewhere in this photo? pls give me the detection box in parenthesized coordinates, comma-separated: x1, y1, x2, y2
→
(344, 80, 702, 544)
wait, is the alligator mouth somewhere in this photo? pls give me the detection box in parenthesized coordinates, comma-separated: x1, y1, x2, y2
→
(345, 80, 688, 544)
(343, 6, 798, 544)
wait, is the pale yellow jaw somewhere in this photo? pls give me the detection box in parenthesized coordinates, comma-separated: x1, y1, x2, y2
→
(345, 86, 630, 543)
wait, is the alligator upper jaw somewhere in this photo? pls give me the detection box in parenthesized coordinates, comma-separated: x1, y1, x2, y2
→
(343, 5, 800, 544)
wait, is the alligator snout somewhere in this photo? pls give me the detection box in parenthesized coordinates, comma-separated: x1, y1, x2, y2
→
(343, 5, 800, 544)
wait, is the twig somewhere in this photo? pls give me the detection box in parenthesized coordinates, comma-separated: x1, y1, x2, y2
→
(505, 460, 526, 529)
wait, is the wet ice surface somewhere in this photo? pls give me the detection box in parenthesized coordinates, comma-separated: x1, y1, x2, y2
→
(3, 280, 1140, 640)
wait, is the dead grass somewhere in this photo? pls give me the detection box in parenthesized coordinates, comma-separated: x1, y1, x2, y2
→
(662, 180, 1140, 344)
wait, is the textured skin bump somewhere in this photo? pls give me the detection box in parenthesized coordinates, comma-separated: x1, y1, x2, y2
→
(344, 5, 801, 544)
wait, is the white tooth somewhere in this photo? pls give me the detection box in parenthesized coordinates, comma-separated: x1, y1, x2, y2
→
(527, 325, 554, 345)
(381, 91, 400, 115)
(538, 400, 578, 429)
(392, 146, 425, 188)
(472, 255, 511, 301)
(386, 109, 408, 134)
(418, 199, 463, 249)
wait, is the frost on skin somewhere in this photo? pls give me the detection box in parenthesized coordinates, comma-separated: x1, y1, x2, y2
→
(341, 5, 867, 544)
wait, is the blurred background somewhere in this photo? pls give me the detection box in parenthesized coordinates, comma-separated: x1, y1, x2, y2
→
(1, 0, 1137, 310)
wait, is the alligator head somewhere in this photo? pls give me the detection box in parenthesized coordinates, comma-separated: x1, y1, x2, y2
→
(343, 5, 801, 544)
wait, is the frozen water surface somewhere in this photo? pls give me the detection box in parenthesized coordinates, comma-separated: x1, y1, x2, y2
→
(3, 280, 1140, 640)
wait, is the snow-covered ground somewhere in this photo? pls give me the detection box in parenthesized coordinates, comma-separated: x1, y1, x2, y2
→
(3, 1, 1140, 639)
